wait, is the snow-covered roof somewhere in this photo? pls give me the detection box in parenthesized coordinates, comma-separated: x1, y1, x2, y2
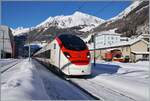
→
(95, 28, 120, 36)
(131, 51, 149, 54)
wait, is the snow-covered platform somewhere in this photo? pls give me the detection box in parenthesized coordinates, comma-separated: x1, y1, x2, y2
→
(1, 59, 93, 100)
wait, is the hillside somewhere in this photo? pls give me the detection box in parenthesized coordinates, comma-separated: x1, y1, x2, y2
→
(93, 1, 149, 37)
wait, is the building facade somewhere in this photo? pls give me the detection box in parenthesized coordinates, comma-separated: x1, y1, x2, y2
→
(95, 34, 121, 48)
(90, 37, 149, 62)
(0, 25, 15, 58)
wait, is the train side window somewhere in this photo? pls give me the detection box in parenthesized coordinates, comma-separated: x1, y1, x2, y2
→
(54, 43, 56, 49)
(49, 50, 51, 58)
(45, 50, 51, 58)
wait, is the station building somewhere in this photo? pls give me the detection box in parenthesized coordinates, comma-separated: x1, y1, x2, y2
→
(0, 25, 15, 58)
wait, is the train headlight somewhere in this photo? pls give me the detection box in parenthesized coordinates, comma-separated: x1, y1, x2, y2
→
(87, 52, 90, 58)
(64, 52, 71, 58)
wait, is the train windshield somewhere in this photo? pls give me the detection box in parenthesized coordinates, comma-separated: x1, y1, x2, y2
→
(58, 34, 87, 51)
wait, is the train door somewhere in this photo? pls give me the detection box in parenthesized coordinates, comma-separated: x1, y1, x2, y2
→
(54, 42, 63, 74)
(52, 42, 61, 69)
(50, 43, 56, 66)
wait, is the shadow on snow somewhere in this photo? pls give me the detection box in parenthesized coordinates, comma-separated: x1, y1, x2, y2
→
(84, 63, 121, 79)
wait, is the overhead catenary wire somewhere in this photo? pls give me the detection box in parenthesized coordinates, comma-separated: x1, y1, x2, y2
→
(74, 1, 87, 12)
(94, 1, 113, 16)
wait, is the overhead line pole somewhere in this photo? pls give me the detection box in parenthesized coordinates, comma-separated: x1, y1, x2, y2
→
(28, 28, 31, 61)
(93, 32, 96, 67)
(92, 1, 112, 67)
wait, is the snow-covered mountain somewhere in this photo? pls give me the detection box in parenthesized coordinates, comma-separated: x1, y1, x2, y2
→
(12, 11, 104, 36)
(11, 27, 30, 36)
(36, 11, 104, 30)
(36, 11, 105, 32)
(110, 1, 143, 21)
(94, 1, 149, 38)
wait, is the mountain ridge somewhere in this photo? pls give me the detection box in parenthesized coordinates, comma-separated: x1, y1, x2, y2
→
(12, 11, 105, 36)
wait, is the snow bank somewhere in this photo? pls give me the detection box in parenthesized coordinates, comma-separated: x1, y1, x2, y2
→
(1, 59, 50, 100)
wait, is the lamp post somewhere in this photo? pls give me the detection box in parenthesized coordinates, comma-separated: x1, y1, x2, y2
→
(93, 32, 96, 67)
(28, 29, 31, 61)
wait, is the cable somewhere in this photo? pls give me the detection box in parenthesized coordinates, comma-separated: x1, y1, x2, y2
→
(94, 1, 113, 16)
(74, 1, 86, 12)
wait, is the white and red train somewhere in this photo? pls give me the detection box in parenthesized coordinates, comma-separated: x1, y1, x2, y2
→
(34, 34, 91, 76)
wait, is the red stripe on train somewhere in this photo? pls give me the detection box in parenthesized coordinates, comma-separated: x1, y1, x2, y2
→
(56, 37, 90, 65)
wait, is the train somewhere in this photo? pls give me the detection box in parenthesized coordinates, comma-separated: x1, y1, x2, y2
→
(34, 34, 91, 76)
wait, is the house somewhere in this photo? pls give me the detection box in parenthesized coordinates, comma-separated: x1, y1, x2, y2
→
(90, 36, 149, 62)
(95, 29, 129, 48)
(95, 33, 121, 48)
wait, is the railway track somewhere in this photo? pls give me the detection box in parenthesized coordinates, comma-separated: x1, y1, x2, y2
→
(35, 59, 141, 101)
(36, 59, 135, 101)
(35, 59, 99, 100)
(64, 77, 101, 100)
(68, 77, 137, 101)
(1, 59, 22, 73)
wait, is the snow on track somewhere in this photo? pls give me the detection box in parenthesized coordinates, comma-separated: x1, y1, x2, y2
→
(70, 61, 149, 101)
(0, 59, 18, 67)
(1, 59, 94, 100)
(71, 78, 135, 101)
(1, 59, 148, 100)
(33, 59, 94, 100)
(1, 59, 50, 100)
(1, 59, 22, 73)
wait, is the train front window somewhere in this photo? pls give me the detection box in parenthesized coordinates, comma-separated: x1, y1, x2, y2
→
(58, 34, 87, 51)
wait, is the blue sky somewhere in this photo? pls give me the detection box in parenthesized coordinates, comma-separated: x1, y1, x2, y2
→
(2, 1, 131, 29)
